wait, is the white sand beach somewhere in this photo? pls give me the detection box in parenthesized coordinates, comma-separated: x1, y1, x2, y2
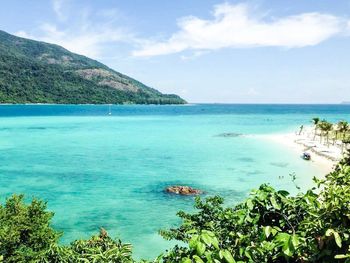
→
(262, 127, 345, 174)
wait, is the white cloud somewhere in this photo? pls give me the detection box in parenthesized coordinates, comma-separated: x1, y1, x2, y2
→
(35, 23, 130, 58)
(16, 23, 130, 58)
(133, 3, 346, 57)
(15, 6, 134, 59)
(180, 50, 208, 61)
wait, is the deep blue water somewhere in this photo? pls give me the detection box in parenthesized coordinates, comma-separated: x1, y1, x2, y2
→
(0, 104, 349, 116)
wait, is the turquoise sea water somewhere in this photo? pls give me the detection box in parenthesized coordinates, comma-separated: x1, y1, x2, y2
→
(1, 104, 350, 259)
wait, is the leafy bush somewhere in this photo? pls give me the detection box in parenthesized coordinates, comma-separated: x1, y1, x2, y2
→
(0, 195, 60, 262)
(157, 152, 350, 263)
(42, 229, 134, 263)
(1, 153, 350, 262)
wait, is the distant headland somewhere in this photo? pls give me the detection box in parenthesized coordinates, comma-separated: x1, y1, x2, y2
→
(0, 30, 186, 105)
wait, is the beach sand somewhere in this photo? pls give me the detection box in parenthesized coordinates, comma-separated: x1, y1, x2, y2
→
(255, 125, 346, 176)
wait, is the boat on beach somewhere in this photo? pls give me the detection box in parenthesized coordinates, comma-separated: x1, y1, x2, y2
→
(302, 152, 311, 161)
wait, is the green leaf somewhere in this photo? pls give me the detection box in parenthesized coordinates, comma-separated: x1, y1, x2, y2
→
(193, 255, 205, 263)
(211, 237, 220, 250)
(291, 234, 299, 248)
(189, 235, 199, 249)
(335, 254, 350, 259)
(181, 258, 192, 263)
(325, 229, 334, 236)
(270, 227, 279, 237)
(200, 231, 219, 249)
(264, 226, 272, 238)
(246, 199, 254, 210)
(219, 249, 235, 263)
(334, 232, 342, 248)
(325, 229, 342, 248)
(282, 242, 293, 257)
(202, 230, 215, 237)
(275, 233, 294, 257)
(270, 195, 281, 210)
(275, 233, 290, 244)
(196, 242, 206, 256)
(277, 190, 290, 197)
(201, 232, 213, 246)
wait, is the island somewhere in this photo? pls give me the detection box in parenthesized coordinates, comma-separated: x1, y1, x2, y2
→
(0, 30, 186, 104)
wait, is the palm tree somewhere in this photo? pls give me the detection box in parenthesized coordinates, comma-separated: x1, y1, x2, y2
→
(298, 125, 304, 135)
(342, 138, 350, 154)
(318, 120, 333, 146)
(333, 124, 340, 145)
(338, 120, 349, 140)
(312, 117, 320, 140)
(338, 121, 349, 152)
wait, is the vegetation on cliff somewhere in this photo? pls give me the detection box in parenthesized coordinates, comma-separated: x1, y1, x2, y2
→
(0, 30, 185, 104)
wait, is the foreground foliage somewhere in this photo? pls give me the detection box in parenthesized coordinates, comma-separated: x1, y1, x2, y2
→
(159, 153, 350, 262)
(0, 195, 60, 262)
(42, 231, 134, 263)
(1, 153, 350, 262)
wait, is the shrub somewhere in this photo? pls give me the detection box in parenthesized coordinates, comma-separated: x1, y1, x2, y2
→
(0, 195, 59, 262)
(157, 152, 350, 262)
(2, 153, 350, 262)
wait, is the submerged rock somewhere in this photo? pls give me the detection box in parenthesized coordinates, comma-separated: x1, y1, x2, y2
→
(215, 132, 243, 138)
(270, 162, 289, 168)
(165, 186, 202, 195)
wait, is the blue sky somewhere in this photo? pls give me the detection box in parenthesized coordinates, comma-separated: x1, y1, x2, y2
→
(1, 0, 350, 103)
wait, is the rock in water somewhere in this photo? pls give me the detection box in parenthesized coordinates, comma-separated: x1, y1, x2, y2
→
(215, 133, 243, 138)
(165, 186, 202, 195)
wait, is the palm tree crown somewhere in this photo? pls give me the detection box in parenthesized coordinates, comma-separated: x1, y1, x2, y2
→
(312, 117, 320, 126)
(338, 121, 349, 134)
(318, 120, 333, 146)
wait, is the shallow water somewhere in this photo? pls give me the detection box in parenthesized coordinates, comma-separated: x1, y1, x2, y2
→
(0, 104, 349, 259)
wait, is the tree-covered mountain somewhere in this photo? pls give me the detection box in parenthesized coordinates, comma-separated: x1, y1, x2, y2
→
(0, 30, 186, 104)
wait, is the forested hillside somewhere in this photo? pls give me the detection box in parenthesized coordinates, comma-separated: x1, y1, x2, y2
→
(0, 30, 186, 104)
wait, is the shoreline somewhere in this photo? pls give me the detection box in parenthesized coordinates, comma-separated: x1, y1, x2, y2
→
(0, 103, 190, 106)
(266, 133, 338, 176)
(260, 130, 343, 175)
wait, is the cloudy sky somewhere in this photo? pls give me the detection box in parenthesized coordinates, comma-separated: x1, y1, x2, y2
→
(1, 0, 350, 103)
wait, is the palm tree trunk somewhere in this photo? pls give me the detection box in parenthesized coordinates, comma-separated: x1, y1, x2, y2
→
(327, 133, 330, 147)
(313, 128, 317, 140)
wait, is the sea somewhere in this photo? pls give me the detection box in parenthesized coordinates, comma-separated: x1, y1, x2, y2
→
(0, 104, 349, 259)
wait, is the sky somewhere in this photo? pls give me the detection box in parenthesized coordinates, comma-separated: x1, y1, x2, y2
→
(0, 0, 350, 103)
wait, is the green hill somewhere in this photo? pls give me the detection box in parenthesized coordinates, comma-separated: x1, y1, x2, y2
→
(0, 30, 186, 104)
